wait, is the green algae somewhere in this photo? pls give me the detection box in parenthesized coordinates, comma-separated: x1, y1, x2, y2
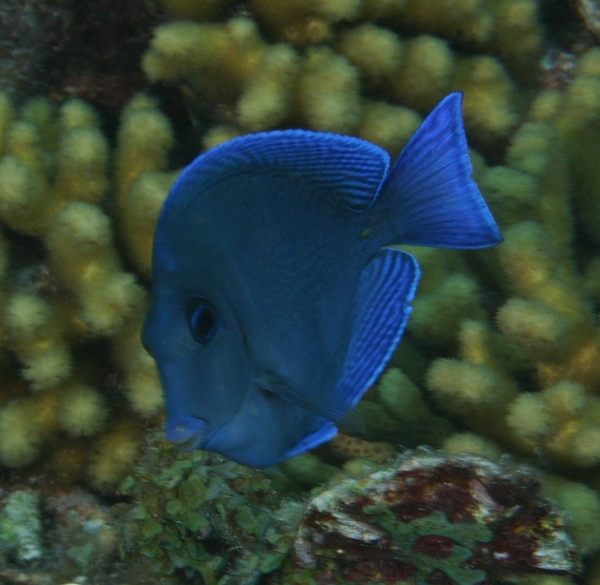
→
(117, 434, 305, 584)
(0, 490, 42, 563)
(363, 507, 493, 585)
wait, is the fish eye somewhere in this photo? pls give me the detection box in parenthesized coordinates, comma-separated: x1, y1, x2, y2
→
(186, 298, 217, 343)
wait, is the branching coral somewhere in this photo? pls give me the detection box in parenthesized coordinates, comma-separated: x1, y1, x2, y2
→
(400, 48, 600, 481)
(0, 4, 599, 584)
(141, 0, 533, 152)
(0, 92, 169, 486)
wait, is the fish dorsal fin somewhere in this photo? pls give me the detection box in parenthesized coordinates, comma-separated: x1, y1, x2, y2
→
(333, 248, 421, 417)
(380, 92, 502, 249)
(164, 130, 390, 215)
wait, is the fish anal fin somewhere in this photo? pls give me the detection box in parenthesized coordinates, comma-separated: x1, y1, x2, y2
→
(284, 421, 337, 459)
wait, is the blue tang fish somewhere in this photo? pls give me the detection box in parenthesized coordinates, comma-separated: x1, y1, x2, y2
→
(143, 92, 502, 467)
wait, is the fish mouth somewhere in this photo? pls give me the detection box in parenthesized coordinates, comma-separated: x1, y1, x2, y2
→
(165, 416, 208, 452)
(171, 435, 203, 452)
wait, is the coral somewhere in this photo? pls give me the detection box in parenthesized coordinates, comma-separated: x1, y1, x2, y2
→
(236, 44, 300, 132)
(47, 201, 144, 335)
(0, 91, 166, 486)
(573, 0, 600, 42)
(142, 18, 267, 104)
(327, 433, 397, 463)
(1, 5, 599, 585)
(352, 48, 592, 485)
(115, 93, 176, 276)
(297, 45, 361, 133)
(250, 0, 362, 45)
(127, 14, 600, 584)
(553, 49, 600, 247)
(426, 357, 520, 445)
(0, 490, 43, 564)
(542, 475, 600, 558)
(364, 0, 543, 82)
(0, 487, 119, 584)
(504, 380, 600, 467)
(3, 292, 72, 390)
(442, 433, 504, 461)
(87, 421, 143, 489)
(0, 388, 63, 468)
(57, 383, 108, 438)
(356, 99, 421, 157)
(279, 452, 339, 486)
(336, 23, 403, 91)
(141, 5, 529, 153)
(412, 48, 600, 473)
(117, 433, 305, 584)
(292, 450, 579, 585)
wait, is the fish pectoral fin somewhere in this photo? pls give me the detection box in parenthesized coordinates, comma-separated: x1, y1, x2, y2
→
(253, 367, 363, 429)
(254, 248, 419, 427)
(380, 92, 502, 249)
(335, 247, 421, 413)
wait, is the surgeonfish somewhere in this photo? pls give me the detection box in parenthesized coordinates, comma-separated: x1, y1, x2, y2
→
(143, 92, 502, 467)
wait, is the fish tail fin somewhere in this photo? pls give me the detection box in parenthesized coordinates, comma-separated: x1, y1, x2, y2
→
(379, 92, 502, 249)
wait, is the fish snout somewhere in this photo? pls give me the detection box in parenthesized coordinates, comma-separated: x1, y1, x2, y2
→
(165, 415, 208, 452)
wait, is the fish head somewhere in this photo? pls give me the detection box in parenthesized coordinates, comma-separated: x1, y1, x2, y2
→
(143, 277, 251, 454)
(143, 266, 336, 468)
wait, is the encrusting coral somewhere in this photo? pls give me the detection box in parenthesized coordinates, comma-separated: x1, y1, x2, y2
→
(292, 450, 579, 585)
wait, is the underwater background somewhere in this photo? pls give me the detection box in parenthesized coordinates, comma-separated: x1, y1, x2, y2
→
(0, 0, 599, 583)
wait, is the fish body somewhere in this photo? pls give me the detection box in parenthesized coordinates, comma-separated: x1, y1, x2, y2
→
(143, 93, 502, 467)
